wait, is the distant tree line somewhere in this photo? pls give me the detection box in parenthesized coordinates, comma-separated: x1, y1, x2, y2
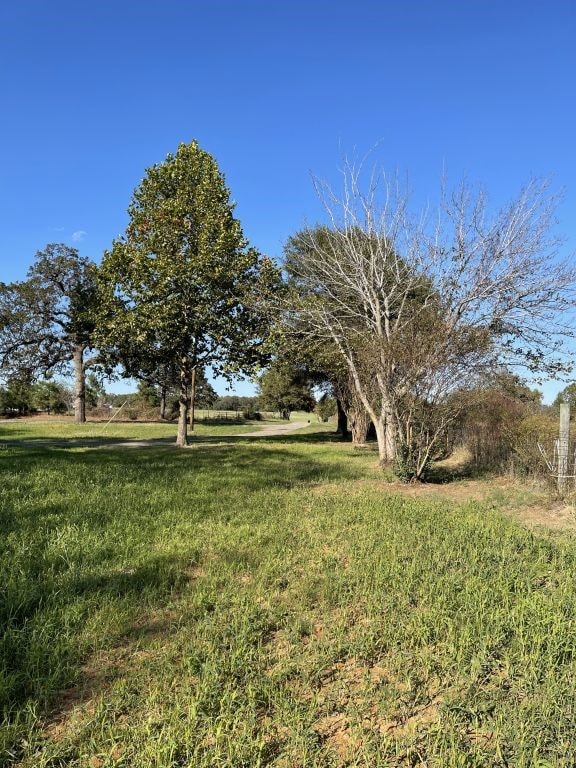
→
(0, 374, 105, 417)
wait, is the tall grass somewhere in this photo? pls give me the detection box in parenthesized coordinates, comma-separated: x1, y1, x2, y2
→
(1, 427, 576, 766)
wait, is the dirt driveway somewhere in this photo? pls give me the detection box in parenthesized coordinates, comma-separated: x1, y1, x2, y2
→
(241, 420, 309, 437)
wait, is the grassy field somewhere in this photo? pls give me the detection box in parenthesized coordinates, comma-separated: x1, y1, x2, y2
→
(1, 422, 576, 766)
(0, 417, 261, 443)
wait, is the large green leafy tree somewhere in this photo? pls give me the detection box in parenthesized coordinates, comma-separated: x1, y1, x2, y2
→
(98, 141, 279, 446)
(258, 363, 315, 420)
(0, 244, 98, 422)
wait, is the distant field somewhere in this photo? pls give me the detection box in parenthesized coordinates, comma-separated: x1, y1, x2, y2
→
(2, 424, 576, 766)
(0, 412, 317, 443)
(0, 417, 261, 442)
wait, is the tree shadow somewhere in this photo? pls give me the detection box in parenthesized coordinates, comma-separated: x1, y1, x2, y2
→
(0, 435, 371, 744)
(187, 429, 345, 447)
(0, 551, 191, 764)
(425, 458, 477, 484)
(0, 435, 178, 448)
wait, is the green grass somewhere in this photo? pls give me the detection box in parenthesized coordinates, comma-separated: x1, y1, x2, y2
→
(2, 425, 576, 766)
(0, 418, 260, 442)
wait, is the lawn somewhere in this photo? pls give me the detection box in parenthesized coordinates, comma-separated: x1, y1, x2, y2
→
(1, 424, 576, 766)
(0, 417, 261, 443)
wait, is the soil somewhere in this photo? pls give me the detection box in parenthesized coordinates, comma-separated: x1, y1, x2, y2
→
(386, 477, 576, 534)
(240, 420, 309, 437)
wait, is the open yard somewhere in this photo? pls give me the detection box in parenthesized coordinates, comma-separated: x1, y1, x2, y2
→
(1, 420, 576, 766)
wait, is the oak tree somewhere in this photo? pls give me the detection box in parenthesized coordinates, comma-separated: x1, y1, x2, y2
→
(0, 244, 98, 422)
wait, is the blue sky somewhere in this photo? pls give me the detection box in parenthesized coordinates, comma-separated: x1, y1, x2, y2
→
(1, 0, 575, 399)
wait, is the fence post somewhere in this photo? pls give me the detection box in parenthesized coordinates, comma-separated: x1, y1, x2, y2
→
(558, 402, 570, 493)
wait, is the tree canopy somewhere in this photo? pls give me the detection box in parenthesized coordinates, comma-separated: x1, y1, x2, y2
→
(0, 244, 98, 422)
(258, 363, 315, 420)
(281, 167, 576, 478)
(97, 141, 280, 445)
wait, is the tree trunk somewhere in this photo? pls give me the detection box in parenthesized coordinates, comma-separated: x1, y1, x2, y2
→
(384, 402, 397, 460)
(159, 386, 167, 420)
(189, 367, 196, 432)
(372, 408, 397, 466)
(336, 398, 349, 437)
(176, 364, 189, 447)
(349, 405, 369, 446)
(73, 344, 86, 424)
(177, 396, 188, 446)
(373, 419, 388, 464)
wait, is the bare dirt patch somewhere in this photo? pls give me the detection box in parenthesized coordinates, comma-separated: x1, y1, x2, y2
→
(505, 500, 576, 532)
(313, 473, 576, 534)
(241, 420, 309, 437)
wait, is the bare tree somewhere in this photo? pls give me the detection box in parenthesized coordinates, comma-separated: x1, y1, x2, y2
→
(285, 164, 575, 477)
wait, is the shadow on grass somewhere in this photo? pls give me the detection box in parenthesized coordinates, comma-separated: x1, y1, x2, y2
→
(425, 457, 481, 484)
(0, 425, 340, 449)
(0, 435, 177, 448)
(0, 435, 369, 746)
(189, 429, 344, 446)
(0, 552, 189, 765)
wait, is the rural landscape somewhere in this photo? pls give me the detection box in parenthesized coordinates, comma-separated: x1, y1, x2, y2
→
(2, 408, 576, 767)
(3, 2, 576, 767)
(2, 138, 576, 766)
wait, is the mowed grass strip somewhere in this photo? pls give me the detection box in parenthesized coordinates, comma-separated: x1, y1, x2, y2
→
(1, 431, 576, 767)
(0, 418, 261, 443)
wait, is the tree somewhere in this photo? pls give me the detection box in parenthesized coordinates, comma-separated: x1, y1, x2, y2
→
(315, 394, 337, 422)
(0, 374, 35, 416)
(97, 141, 279, 446)
(212, 394, 260, 411)
(552, 382, 576, 410)
(0, 244, 98, 422)
(283, 230, 384, 446)
(31, 379, 70, 414)
(136, 368, 217, 420)
(195, 372, 218, 408)
(258, 363, 315, 419)
(284, 165, 576, 478)
(85, 372, 107, 409)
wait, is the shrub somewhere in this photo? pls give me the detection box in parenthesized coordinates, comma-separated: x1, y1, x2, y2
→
(242, 410, 261, 420)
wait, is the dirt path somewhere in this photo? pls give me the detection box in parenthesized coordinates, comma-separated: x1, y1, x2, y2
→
(240, 420, 309, 437)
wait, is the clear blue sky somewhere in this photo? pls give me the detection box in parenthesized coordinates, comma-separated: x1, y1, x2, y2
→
(1, 0, 575, 399)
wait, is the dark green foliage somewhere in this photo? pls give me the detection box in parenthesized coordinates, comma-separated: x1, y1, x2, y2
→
(0, 375, 35, 415)
(242, 410, 261, 420)
(97, 141, 280, 445)
(213, 394, 260, 411)
(0, 245, 98, 374)
(85, 373, 106, 409)
(31, 379, 70, 414)
(553, 382, 576, 410)
(258, 363, 315, 419)
(315, 394, 337, 422)
(0, 244, 99, 422)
